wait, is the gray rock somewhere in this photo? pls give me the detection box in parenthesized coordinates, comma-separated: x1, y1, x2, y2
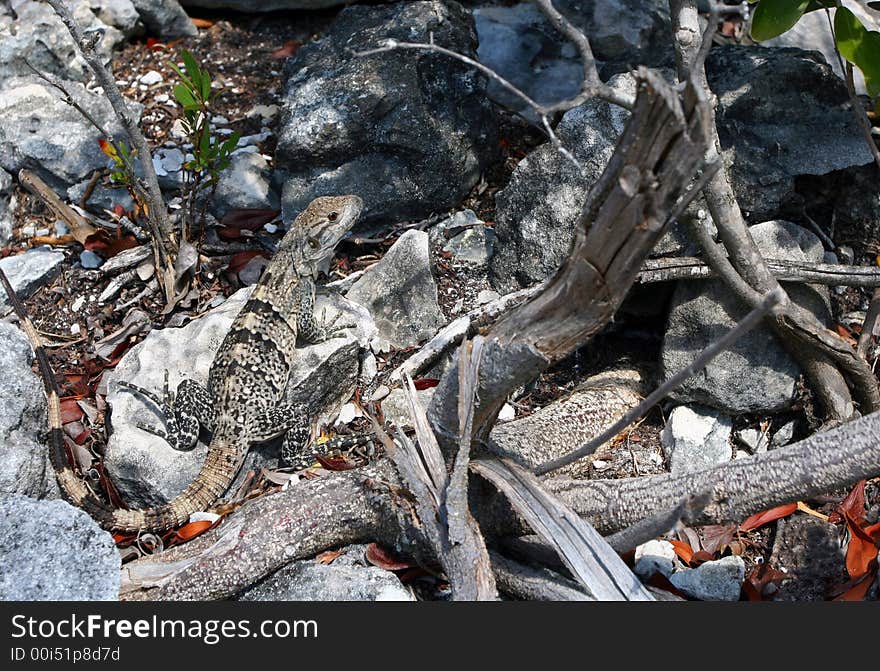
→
(68, 177, 135, 214)
(707, 45, 874, 223)
(662, 220, 832, 414)
(633, 539, 676, 579)
(181, 0, 359, 12)
(0, 0, 125, 86)
(0, 166, 12, 245)
(91, 0, 142, 37)
(735, 427, 768, 454)
(490, 45, 873, 292)
(277, 1, 498, 227)
(79, 250, 104, 269)
(0, 76, 138, 189)
(771, 419, 797, 448)
(131, 0, 197, 38)
(380, 386, 436, 428)
(0, 494, 120, 600)
(660, 405, 732, 476)
(0, 248, 65, 315)
(238, 544, 413, 601)
(104, 287, 376, 507)
(474, 1, 670, 119)
(761, 0, 878, 96)
(770, 515, 846, 601)
(0, 323, 60, 499)
(429, 209, 483, 246)
(443, 225, 496, 266)
(669, 555, 745, 601)
(490, 72, 636, 292)
(346, 230, 446, 351)
(210, 152, 278, 219)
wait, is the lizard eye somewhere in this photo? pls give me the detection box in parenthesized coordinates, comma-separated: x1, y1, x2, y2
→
(327, 212, 338, 222)
(307, 237, 319, 249)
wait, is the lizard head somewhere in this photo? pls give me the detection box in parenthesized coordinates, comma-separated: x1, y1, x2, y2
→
(282, 195, 363, 277)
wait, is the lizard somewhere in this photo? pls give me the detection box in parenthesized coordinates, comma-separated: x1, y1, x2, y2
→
(0, 194, 365, 533)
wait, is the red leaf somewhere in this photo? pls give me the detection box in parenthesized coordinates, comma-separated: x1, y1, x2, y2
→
(669, 539, 694, 564)
(221, 208, 281, 231)
(743, 564, 789, 601)
(700, 524, 737, 556)
(691, 550, 716, 564)
(191, 18, 214, 28)
(739, 503, 798, 531)
(59, 398, 84, 424)
(217, 226, 242, 240)
(228, 251, 269, 274)
(314, 453, 359, 471)
(829, 480, 866, 526)
(113, 204, 127, 217)
(413, 378, 440, 390)
(72, 426, 91, 445)
(175, 520, 215, 541)
(145, 37, 166, 51)
(270, 40, 302, 60)
(844, 512, 880, 580)
(833, 573, 876, 601)
(365, 543, 415, 571)
(316, 549, 344, 565)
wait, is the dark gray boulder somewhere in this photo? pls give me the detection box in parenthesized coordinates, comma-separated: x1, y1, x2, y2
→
(276, 1, 499, 227)
(708, 45, 874, 223)
(661, 220, 832, 414)
(489, 72, 635, 293)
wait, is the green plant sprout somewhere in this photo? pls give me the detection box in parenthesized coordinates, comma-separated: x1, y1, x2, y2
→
(169, 49, 241, 238)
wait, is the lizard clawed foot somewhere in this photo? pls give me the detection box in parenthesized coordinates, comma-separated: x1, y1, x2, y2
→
(315, 308, 354, 342)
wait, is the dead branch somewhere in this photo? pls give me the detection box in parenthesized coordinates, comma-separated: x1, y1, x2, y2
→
(44, 0, 179, 305)
(18, 170, 97, 245)
(669, 0, 880, 421)
(534, 287, 783, 474)
(428, 69, 713, 452)
(472, 457, 653, 600)
(119, 406, 880, 600)
(489, 551, 592, 601)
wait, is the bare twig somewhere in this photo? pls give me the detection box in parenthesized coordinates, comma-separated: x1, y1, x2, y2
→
(534, 287, 784, 475)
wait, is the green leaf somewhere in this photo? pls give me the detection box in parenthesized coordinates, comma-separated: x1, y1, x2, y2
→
(835, 6, 880, 97)
(220, 131, 240, 156)
(173, 84, 197, 109)
(181, 50, 203, 96)
(750, 0, 811, 41)
(168, 61, 193, 90)
(201, 69, 211, 102)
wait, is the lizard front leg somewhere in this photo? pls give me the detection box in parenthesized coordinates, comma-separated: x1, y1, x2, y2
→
(117, 373, 214, 451)
(295, 281, 354, 344)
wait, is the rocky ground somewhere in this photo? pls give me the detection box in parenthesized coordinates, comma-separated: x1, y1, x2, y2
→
(0, 0, 879, 602)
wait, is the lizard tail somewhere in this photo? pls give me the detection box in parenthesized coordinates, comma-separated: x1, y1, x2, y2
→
(1, 268, 230, 534)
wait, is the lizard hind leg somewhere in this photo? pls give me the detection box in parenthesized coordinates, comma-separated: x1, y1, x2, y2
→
(117, 373, 214, 451)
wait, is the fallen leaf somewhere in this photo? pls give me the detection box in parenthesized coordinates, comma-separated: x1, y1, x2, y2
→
(669, 539, 694, 564)
(221, 208, 281, 231)
(829, 480, 866, 526)
(60, 398, 84, 424)
(316, 549, 344, 565)
(743, 564, 789, 601)
(174, 520, 215, 541)
(739, 503, 799, 532)
(228, 251, 269, 274)
(413, 378, 440, 390)
(833, 573, 876, 601)
(835, 324, 858, 346)
(365, 543, 415, 571)
(191, 17, 214, 28)
(844, 512, 880, 580)
(701, 524, 737, 556)
(145, 37, 166, 51)
(314, 453, 359, 471)
(270, 40, 302, 60)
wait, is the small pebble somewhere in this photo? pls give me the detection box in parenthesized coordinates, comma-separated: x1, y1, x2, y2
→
(70, 296, 85, 312)
(54, 221, 70, 236)
(139, 70, 164, 86)
(70, 323, 81, 335)
(264, 223, 278, 234)
(79, 250, 103, 269)
(497, 403, 515, 421)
